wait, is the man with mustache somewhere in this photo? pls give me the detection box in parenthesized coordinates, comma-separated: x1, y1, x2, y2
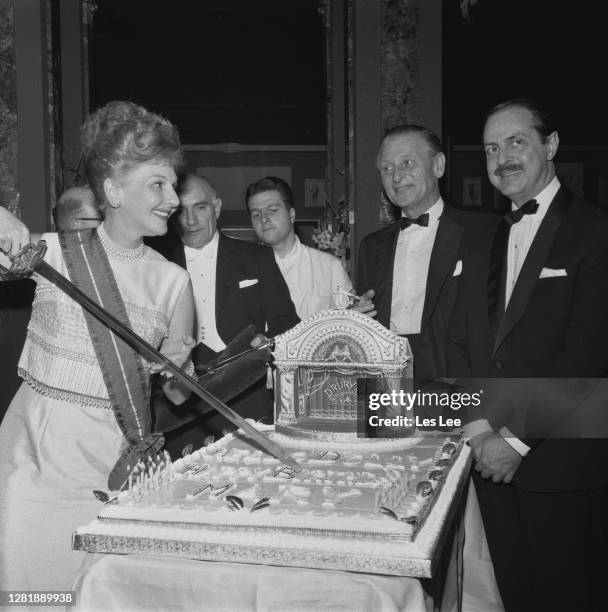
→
(357, 124, 496, 381)
(148, 174, 299, 454)
(453, 99, 608, 610)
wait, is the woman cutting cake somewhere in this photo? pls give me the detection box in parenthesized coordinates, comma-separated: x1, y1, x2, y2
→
(0, 101, 197, 591)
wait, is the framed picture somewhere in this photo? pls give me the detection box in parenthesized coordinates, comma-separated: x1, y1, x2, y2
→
(598, 178, 608, 206)
(304, 179, 325, 207)
(295, 218, 320, 247)
(462, 177, 482, 207)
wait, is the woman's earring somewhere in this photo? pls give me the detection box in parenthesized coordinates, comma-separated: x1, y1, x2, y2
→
(109, 199, 121, 209)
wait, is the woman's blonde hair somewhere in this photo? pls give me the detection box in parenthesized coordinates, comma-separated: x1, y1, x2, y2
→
(80, 101, 183, 209)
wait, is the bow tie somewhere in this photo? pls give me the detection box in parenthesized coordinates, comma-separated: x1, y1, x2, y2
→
(505, 199, 539, 225)
(399, 213, 429, 230)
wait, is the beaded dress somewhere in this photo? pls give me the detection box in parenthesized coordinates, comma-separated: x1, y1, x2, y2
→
(0, 225, 193, 591)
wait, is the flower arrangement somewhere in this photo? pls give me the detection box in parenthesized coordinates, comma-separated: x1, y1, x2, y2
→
(311, 195, 350, 267)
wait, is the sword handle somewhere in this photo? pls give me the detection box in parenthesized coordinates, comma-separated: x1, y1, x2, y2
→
(0, 242, 47, 280)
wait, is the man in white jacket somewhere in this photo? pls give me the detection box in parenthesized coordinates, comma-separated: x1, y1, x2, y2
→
(245, 176, 374, 319)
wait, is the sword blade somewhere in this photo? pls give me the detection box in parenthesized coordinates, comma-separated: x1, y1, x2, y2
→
(29, 258, 300, 471)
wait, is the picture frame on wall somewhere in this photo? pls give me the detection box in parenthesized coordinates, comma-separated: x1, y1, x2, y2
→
(462, 177, 482, 207)
(304, 179, 325, 207)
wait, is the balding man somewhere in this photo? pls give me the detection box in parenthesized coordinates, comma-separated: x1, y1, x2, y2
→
(52, 185, 101, 231)
(148, 174, 299, 454)
(357, 124, 497, 382)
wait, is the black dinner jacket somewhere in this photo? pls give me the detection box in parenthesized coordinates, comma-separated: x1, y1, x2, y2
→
(357, 203, 498, 381)
(448, 186, 608, 491)
(146, 229, 299, 453)
(148, 230, 299, 347)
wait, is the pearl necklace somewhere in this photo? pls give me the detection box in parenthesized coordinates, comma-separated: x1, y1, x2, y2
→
(97, 223, 145, 263)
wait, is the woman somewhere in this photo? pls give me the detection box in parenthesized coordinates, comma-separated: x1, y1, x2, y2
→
(0, 101, 195, 591)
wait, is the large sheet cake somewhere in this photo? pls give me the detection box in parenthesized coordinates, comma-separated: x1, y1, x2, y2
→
(73, 310, 471, 577)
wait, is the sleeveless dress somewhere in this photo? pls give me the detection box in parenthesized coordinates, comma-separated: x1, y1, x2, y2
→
(0, 227, 193, 591)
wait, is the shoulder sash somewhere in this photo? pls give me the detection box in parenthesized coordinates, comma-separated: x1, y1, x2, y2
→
(59, 229, 163, 488)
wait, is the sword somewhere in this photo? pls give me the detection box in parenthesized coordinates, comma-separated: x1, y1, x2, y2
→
(195, 338, 275, 378)
(0, 243, 300, 472)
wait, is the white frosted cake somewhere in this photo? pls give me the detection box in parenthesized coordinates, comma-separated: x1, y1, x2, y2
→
(73, 425, 468, 576)
(73, 311, 471, 577)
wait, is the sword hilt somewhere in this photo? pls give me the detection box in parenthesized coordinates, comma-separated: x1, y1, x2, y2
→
(0, 241, 47, 280)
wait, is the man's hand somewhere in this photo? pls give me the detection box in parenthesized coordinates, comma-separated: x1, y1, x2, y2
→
(153, 334, 196, 373)
(0, 206, 30, 257)
(351, 289, 377, 318)
(250, 333, 268, 349)
(470, 431, 522, 484)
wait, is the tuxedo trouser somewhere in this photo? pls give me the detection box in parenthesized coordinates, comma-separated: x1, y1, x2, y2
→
(473, 471, 608, 612)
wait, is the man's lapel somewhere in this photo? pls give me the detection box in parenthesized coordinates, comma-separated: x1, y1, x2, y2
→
(215, 233, 239, 323)
(421, 207, 463, 331)
(493, 187, 571, 354)
(375, 222, 400, 326)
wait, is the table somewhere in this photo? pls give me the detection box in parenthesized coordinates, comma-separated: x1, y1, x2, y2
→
(70, 436, 471, 612)
(71, 447, 471, 611)
(72, 554, 433, 611)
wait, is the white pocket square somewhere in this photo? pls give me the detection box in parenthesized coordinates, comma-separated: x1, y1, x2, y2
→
(539, 267, 567, 279)
(453, 260, 463, 277)
(239, 278, 258, 288)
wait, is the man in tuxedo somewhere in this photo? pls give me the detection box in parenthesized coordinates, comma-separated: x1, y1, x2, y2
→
(149, 174, 299, 455)
(357, 124, 496, 381)
(454, 99, 608, 611)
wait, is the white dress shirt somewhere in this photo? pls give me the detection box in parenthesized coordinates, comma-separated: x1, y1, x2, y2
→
(184, 231, 226, 351)
(274, 236, 353, 319)
(467, 177, 562, 456)
(390, 198, 444, 334)
(505, 176, 561, 306)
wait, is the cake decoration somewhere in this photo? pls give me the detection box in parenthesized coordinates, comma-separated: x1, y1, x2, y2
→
(273, 309, 413, 440)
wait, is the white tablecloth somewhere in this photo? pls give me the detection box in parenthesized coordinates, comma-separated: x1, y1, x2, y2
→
(72, 554, 432, 612)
